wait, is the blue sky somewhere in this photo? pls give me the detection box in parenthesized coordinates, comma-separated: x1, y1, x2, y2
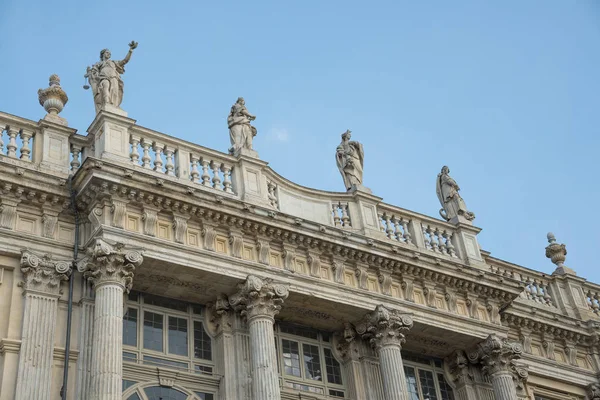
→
(2, 1, 599, 281)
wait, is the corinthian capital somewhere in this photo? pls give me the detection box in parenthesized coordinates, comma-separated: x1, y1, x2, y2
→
(446, 350, 473, 386)
(476, 334, 523, 375)
(355, 304, 413, 351)
(77, 238, 144, 292)
(229, 275, 289, 320)
(20, 250, 72, 294)
(588, 383, 600, 400)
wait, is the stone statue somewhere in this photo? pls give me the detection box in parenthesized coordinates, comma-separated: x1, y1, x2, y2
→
(84, 41, 138, 114)
(336, 130, 365, 191)
(228, 97, 257, 155)
(436, 166, 475, 222)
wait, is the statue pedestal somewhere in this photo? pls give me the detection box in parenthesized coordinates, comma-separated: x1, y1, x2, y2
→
(99, 104, 128, 117)
(348, 184, 372, 195)
(233, 147, 259, 159)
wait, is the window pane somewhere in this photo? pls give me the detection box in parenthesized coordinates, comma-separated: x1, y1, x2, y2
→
(143, 312, 163, 351)
(323, 348, 342, 385)
(122, 379, 137, 392)
(143, 293, 188, 312)
(404, 366, 420, 400)
(123, 308, 138, 346)
(195, 392, 214, 400)
(282, 339, 301, 377)
(438, 373, 455, 400)
(123, 351, 137, 362)
(329, 389, 345, 398)
(168, 317, 188, 356)
(279, 323, 319, 340)
(194, 321, 212, 360)
(195, 365, 213, 375)
(144, 386, 188, 400)
(302, 344, 322, 381)
(127, 394, 141, 400)
(418, 369, 438, 400)
(143, 355, 188, 370)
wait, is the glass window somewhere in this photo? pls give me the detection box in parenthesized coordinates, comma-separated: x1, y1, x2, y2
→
(144, 386, 188, 400)
(302, 344, 322, 381)
(144, 293, 189, 312)
(329, 389, 345, 398)
(122, 379, 137, 392)
(193, 321, 212, 360)
(126, 394, 141, 400)
(123, 351, 137, 362)
(324, 348, 342, 385)
(168, 317, 188, 356)
(143, 355, 188, 370)
(123, 308, 138, 347)
(418, 369, 438, 400)
(438, 373, 455, 400)
(404, 366, 420, 400)
(143, 312, 164, 351)
(282, 339, 302, 377)
(195, 392, 214, 400)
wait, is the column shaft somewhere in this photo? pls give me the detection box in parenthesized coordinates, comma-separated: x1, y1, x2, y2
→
(15, 293, 59, 400)
(378, 344, 409, 400)
(343, 359, 368, 400)
(490, 371, 518, 400)
(248, 315, 280, 400)
(90, 283, 124, 400)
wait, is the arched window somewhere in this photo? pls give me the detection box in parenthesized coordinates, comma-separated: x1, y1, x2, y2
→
(124, 385, 213, 400)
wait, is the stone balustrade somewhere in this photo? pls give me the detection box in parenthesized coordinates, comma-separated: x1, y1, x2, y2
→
(583, 282, 600, 315)
(489, 264, 556, 308)
(0, 119, 36, 161)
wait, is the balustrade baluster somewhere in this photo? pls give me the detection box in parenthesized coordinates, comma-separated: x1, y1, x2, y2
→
(444, 230, 456, 257)
(153, 143, 164, 172)
(6, 127, 18, 158)
(190, 155, 201, 183)
(20, 130, 32, 161)
(593, 292, 600, 314)
(422, 225, 431, 250)
(524, 279, 534, 300)
(201, 160, 211, 186)
(378, 213, 386, 233)
(428, 226, 440, 252)
(401, 219, 412, 245)
(0, 126, 4, 154)
(164, 146, 175, 176)
(332, 204, 341, 227)
(542, 283, 552, 305)
(392, 216, 402, 242)
(130, 136, 140, 165)
(341, 203, 350, 227)
(211, 161, 222, 190)
(436, 228, 447, 254)
(70, 146, 82, 173)
(384, 214, 394, 239)
(222, 164, 233, 193)
(141, 139, 152, 169)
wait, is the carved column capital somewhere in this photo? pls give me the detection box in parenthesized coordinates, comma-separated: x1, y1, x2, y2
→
(229, 275, 289, 320)
(206, 294, 233, 335)
(334, 323, 361, 362)
(476, 334, 523, 376)
(77, 238, 144, 292)
(587, 383, 600, 400)
(510, 362, 529, 397)
(20, 250, 72, 295)
(355, 304, 413, 351)
(446, 350, 474, 386)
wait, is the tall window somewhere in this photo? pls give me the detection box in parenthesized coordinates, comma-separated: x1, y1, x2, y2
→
(402, 353, 454, 400)
(122, 291, 214, 376)
(275, 323, 346, 398)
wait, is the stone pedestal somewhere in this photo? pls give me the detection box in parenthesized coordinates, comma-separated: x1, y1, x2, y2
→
(229, 275, 289, 400)
(87, 111, 136, 164)
(356, 304, 413, 400)
(15, 251, 71, 400)
(77, 239, 143, 400)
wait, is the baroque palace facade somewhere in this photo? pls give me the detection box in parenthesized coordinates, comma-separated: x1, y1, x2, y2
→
(1, 50, 600, 400)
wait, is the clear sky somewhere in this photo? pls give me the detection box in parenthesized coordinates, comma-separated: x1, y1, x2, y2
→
(1, 1, 599, 281)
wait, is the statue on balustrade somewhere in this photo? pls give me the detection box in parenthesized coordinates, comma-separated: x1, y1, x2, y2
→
(336, 130, 366, 192)
(84, 41, 138, 114)
(228, 97, 257, 155)
(436, 166, 475, 223)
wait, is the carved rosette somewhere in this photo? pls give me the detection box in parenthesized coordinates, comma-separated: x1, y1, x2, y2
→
(355, 304, 413, 351)
(20, 250, 72, 294)
(229, 275, 289, 320)
(477, 334, 523, 376)
(77, 238, 144, 292)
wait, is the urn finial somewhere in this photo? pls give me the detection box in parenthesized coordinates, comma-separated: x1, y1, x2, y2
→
(545, 232, 575, 276)
(38, 74, 69, 125)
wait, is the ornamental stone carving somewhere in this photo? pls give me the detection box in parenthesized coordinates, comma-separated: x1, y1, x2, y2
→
(588, 383, 600, 400)
(436, 166, 475, 223)
(355, 304, 413, 350)
(84, 41, 138, 114)
(336, 130, 367, 192)
(446, 350, 473, 385)
(38, 74, 69, 125)
(229, 275, 289, 320)
(335, 323, 360, 362)
(76, 238, 144, 292)
(476, 334, 523, 375)
(20, 250, 72, 294)
(545, 232, 575, 275)
(227, 97, 257, 156)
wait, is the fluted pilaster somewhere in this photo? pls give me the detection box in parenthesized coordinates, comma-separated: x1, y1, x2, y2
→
(77, 239, 143, 400)
(355, 304, 413, 400)
(75, 279, 95, 400)
(229, 275, 289, 400)
(15, 251, 71, 400)
(446, 350, 478, 400)
(334, 324, 367, 400)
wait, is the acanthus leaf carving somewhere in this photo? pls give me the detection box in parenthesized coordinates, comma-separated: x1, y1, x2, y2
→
(172, 214, 189, 244)
(20, 250, 72, 294)
(229, 275, 289, 320)
(355, 304, 413, 351)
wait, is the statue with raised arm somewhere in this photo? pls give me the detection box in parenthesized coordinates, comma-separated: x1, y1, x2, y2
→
(84, 41, 138, 114)
(436, 166, 475, 223)
(336, 130, 365, 191)
(228, 97, 257, 155)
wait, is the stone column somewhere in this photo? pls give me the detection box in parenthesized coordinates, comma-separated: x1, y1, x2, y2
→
(355, 304, 413, 400)
(229, 275, 289, 400)
(474, 334, 522, 400)
(77, 239, 144, 400)
(15, 251, 71, 400)
(446, 350, 478, 400)
(206, 294, 237, 400)
(334, 323, 368, 400)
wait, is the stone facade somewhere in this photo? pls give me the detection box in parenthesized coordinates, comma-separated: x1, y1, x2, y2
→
(0, 78, 599, 400)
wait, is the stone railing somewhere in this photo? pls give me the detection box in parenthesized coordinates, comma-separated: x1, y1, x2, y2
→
(582, 282, 600, 315)
(488, 263, 555, 308)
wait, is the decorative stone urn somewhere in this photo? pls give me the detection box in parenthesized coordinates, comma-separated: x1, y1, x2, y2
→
(38, 74, 68, 124)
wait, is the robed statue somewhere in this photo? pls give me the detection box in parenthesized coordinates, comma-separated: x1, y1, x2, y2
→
(84, 41, 138, 113)
(228, 97, 257, 154)
(436, 166, 475, 222)
(336, 130, 365, 191)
